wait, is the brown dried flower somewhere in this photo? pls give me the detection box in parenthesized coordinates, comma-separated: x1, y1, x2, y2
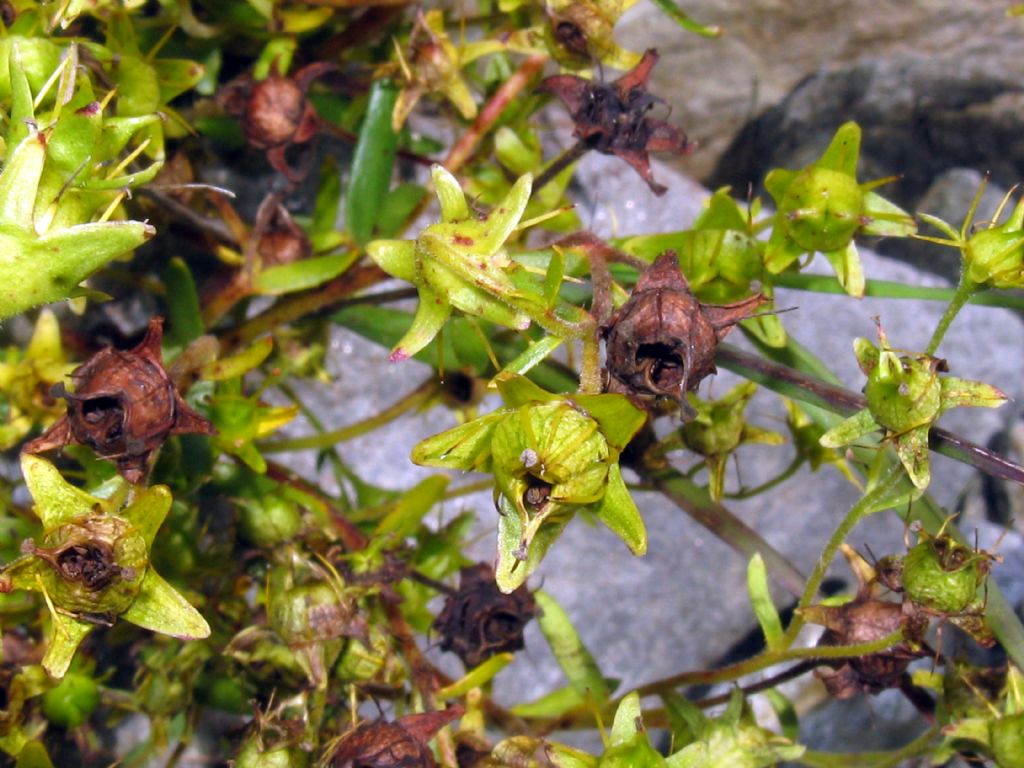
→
(23, 317, 215, 483)
(433, 563, 537, 668)
(327, 708, 462, 768)
(801, 546, 929, 699)
(602, 252, 767, 419)
(537, 49, 693, 195)
(218, 62, 335, 182)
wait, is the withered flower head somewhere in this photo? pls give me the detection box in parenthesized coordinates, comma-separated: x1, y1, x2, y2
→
(217, 62, 335, 182)
(255, 195, 312, 268)
(602, 252, 767, 419)
(537, 49, 693, 195)
(801, 546, 928, 699)
(327, 708, 462, 768)
(23, 317, 215, 484)
(433, 563, 537, 668)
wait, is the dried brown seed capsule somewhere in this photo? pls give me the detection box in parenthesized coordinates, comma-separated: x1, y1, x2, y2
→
(602, 252, 767, 419)
(537, 49, 693, 195)
(255, 196, 312, 268)
(812, 598, 927, 699)
(217, 62, 335, 182)
(328, 708, 462, 768)
(23, 317, 215, 483)
(433, 563, 537, 668)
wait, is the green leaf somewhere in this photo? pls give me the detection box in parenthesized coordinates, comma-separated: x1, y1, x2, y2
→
(762, 689, 799, 742)
(163, 257, 203, 347)
(376, 183, 427, 239)
(495, 372, 559, 407)
(42, 614, 93, 679)
(374, 475, 449, 538)
(432, 164, 470, 222)
(436, 652, 514, 699)
(571, 393, 646, 453)
(253, 253, 357, 296)
(200, 336, 273, 381)
(746, 553, 784, 650)
(647, 0, 722, 37)
(544, 244, 564, 308)
(591, 464, 646, 556)
(390, 286, 452, 361)
(121, 570, 210, 639)
(346, 78, 399, 244)
(366, 239, 416, 283)
(535, 590, 610, 703)
(495, 335, 564, 381)
(610, 692, 643, 747)
(509, 685, 586, 718)
(411, 410, 505, 470)
(310, 154, 342, 249)
(818, 121, 861, 177)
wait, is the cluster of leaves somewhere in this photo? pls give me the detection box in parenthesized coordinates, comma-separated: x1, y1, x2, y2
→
(0, 1, 1022, 766)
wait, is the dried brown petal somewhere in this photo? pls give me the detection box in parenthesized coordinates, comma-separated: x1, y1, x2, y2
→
(23, 318, 215, 483)
(328, 708, 462, 768)
(602, 252, 766, 418)
(433, 563, 537, 668)
(537, 49, 692, 195)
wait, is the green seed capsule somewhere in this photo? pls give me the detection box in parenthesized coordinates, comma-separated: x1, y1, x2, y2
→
(862, 352, 942, 434)
(780, 167, 864, 253)
(238, 496, 301, 548)
(902, 536, 982, 614)
(41, 672, 100, 728)
(33, 514, 147, 616)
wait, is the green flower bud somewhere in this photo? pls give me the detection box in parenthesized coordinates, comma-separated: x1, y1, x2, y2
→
(859, 342, 943, 434)
(778, 167, 864, 253)
(991, 713, 1024, 768)
(29, 513, 147, 616)
(41, 672, 100, 729)
(901, 528, 992, 615)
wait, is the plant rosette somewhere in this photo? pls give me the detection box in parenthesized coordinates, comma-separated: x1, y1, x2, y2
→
(0, 455, 209, 678)
(820, 321, 1007, 490)
(412, 373, 646, 592)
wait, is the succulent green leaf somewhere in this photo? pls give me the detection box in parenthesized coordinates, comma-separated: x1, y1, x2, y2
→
(163, 258, 204, 347)
(121, 569, 210, 639)
(496, 334, 564, 381)
(42, 614, 94, 679)
(410, 410, 505, 470)
(253, 253, 357, 296)
(591, 464, 646, 556)
(199, 336, 274, 381)
(347, 78, 399, 244)
(746, 553, 784, 650)
(432, 164, 470, 222)
(510, 685, 586, 719)
(22, 455, 106, 530)
(436, 652, 514, 699)
(535, 590, 610, 703)
(374, 475, 450, 538)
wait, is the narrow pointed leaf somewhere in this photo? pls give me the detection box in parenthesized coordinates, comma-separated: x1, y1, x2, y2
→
(200, 336, 273, 381)
(610, 692, 643, 747)
(494, 335, 563, 381)
(374, 475, 449, 537)
(121, 570, 210, 639)
(253, 253, 357, 295)
(390, 288, 452, 361)
(163, 258, 203, 347)
(432, 164, 469, 222)
(819, 408, 879, 448)
(435, 653, 514, 699)
(863, 191, 917, 238)
(0, 132, 45, 230)
(818, 121, 861, 176)
(411, 410, 505, 470)
(746, 553, 784, 650)
(591, 464, 646, 555)
(535, 590, 610, 702)
(346, 78, 399, 245)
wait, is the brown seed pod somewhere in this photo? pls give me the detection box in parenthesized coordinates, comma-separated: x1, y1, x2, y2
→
(601, 252, 767, 419)
(812, 598, 928, 699)
(433, 563, 537, 668)
(217, 62, 335, 182)
(327, 708, 462, 768)
(537, 49, 693, 195)
(23, 317, 215, 484)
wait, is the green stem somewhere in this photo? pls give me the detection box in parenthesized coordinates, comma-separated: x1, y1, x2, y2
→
(772, 272, 1024, 308)
(797, 726, 940, 768)
(259, 378, 438, 453)
(725, 455, 804, 500)
(926, 278, 977, 355)
(781, 464, 904, 645)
